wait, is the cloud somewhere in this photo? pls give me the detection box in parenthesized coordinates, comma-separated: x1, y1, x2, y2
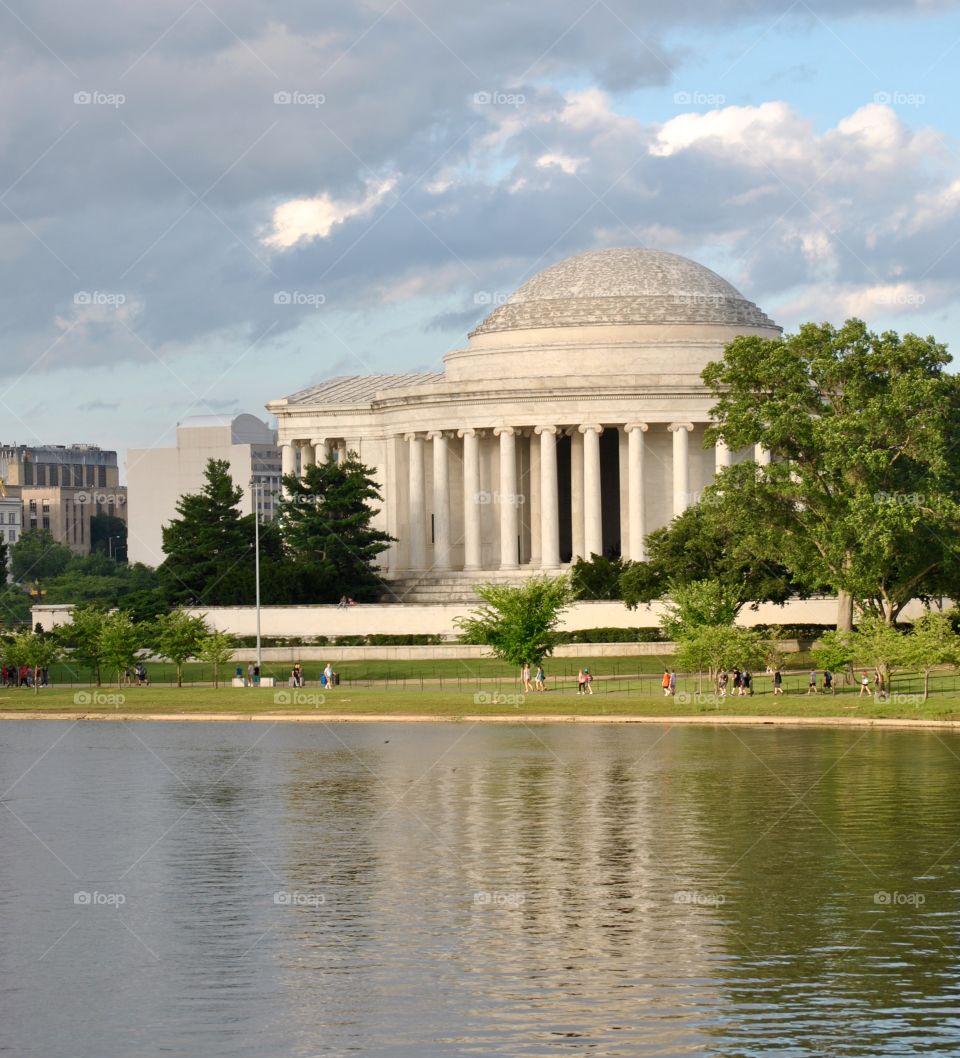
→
(262, 177, 397, 250)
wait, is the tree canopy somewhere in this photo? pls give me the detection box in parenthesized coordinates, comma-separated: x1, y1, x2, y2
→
(10, 529, 72, 584)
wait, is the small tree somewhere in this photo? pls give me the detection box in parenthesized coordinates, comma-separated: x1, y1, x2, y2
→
(98, 612, 141, 687)
(674, 624, 765, 692)
(900, 610, 960, 702)
(56, 605, 107, 686)
(197, 630, 237, 688)
(850, 615, 906, 697)
(153, 610, 209, 687)
(660, 579, 742, 641)
(812, 630, 855, 686)
(456, 575, 573, 668)
(7, 631, 63, 694)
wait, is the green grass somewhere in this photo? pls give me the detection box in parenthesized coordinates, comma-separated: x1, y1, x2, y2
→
(3, 680, 959, 721)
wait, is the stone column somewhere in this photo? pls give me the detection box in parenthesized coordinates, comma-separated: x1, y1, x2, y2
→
(579, 424, 604, 560)
(458, 429, 481, 571)
(428, 431, 451, 571)
(669, 422, 694, 518)
(405, 433, 426, 570)
(755, 443, 772, 466)
(625, 422, 648, 562)
(715, 437, 732, 474)
(528, 432, 541, 568)
(494, 427, 518, 569)
(280, 442, 297, 497)
(570, 428, 584, 560)
(301, 440, 317, 472)
(335, 440, 348, 464)
(535, 426, 560, 569)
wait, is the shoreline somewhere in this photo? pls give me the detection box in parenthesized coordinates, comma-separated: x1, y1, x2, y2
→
(2, 711, 959, 730)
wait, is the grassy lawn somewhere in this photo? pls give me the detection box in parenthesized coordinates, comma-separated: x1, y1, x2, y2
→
(2, 681, 959, 721)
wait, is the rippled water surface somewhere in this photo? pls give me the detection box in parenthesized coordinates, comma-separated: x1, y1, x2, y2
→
(2, 720, 959, 1057)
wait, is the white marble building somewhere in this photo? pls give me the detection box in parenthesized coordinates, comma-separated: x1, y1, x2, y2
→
(266, 248, 780, 598)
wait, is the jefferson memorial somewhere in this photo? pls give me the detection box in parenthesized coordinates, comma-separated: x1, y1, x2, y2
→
(266, 248, 780, 599)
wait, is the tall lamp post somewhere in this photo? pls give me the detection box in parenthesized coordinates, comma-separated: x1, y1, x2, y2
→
(250, 478, 262, 674)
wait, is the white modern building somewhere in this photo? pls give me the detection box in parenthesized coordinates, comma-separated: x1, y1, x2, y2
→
(126, 413, 281, 567)
(266, 248, 781, 600)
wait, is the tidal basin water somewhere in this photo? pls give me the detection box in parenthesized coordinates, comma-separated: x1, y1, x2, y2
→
(1, 720, 959, 1057)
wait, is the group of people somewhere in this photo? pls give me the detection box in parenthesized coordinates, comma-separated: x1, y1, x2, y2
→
(718, 669, 755, 697)
(807, 668, 835, 694)
(520, 664, 547, 692)
(1, 665, 48, 688)
(120, 663, 149, 686)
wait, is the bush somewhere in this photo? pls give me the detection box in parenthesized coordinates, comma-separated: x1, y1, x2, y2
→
(557, 627, 665, 644)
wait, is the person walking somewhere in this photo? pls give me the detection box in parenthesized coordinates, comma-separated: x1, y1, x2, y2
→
(323, 662, 334, 687)
(718, 671, 728, 698)
(807, 669, 818, 694)
(859, 673, 871, 697)
(743, 670, 753, 696)
(773, 669, 783, 695)
(577, 668, 588, 695)
(668, 670, 677, 697)
(521, 663, 532, 693)
(534, 665, 545, 692)
(823, 669, 834, 695)
(662, 670, 671, 697)
(583, 668, 594, 695)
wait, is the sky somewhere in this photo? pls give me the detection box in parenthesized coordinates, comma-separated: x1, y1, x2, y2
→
(2, 0, 960, 471)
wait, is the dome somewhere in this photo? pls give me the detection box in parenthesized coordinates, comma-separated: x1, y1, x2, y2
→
(470, 247, 777, 335)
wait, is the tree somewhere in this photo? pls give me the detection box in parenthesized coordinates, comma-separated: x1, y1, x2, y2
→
(674, 624, 766, 691)
(10, 529, 72, 584)
(659, 579, 742, 641)
(703, 319, 960, 629)
(197, 630, 237, 688)
(56, 605, 107, 686)
(900, 610, 960, 702)
(0, 534, 7, 583)
(456, 575, 573, 668)
(620, 500, 805, 610)
(277, 455, 393, 602)
(570, 554, 631, 600)
(812, 630, 855, 685)
(850, 615, 906, 697)
(98, 611, 141, 687)
(159, 460, 256, 606)
(90, 513, 128, 561)
(6, 631, 63, 694)
(152, 610, 208, 687)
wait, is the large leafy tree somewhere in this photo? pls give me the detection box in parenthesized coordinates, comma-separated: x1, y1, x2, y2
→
(620, 501, 806, 610)
(160, 460, 257, 606)
(10, 529, 72, 584)
(98, 611, 142, 687)
(277, 455, 393, 602)
(456, 575, 573, 667)
(703, 319, 960, 628)
(151, 610, 209, 687)
(56, 605, 108, 686)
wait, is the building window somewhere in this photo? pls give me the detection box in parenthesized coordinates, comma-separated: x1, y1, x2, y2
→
(36, 465, 46, 486)
(8, 530, 15, 543)
(49, 465, 58, 486)
(42, 516, 50, 530)
(6, 513, 13, 524)
(23, 463, 33, 486)
(29, 499, 36, 513)
(98, 466, 106, 487)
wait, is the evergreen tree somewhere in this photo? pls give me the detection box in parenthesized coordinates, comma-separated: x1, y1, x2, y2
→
(159, 460, 255, 605)
(277, 455, 393, 602)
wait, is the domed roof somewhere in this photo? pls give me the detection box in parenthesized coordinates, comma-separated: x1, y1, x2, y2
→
(470, 247, 777, 335)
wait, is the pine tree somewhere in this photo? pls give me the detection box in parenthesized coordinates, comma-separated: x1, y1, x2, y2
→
(277, 454, 393, 602)
(159, 460, 255, 605)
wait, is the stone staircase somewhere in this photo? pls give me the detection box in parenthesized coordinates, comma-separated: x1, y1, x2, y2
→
(379, 567, 548, 604)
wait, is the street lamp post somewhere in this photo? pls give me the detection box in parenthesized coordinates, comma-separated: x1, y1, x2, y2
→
(250, 479, 262, 674)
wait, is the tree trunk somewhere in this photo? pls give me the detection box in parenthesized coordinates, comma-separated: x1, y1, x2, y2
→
(177, 663, 183, 688)
(836, 591, 854, 633)
(923, 668, 929, 703)
(95, 664, 101, 688)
